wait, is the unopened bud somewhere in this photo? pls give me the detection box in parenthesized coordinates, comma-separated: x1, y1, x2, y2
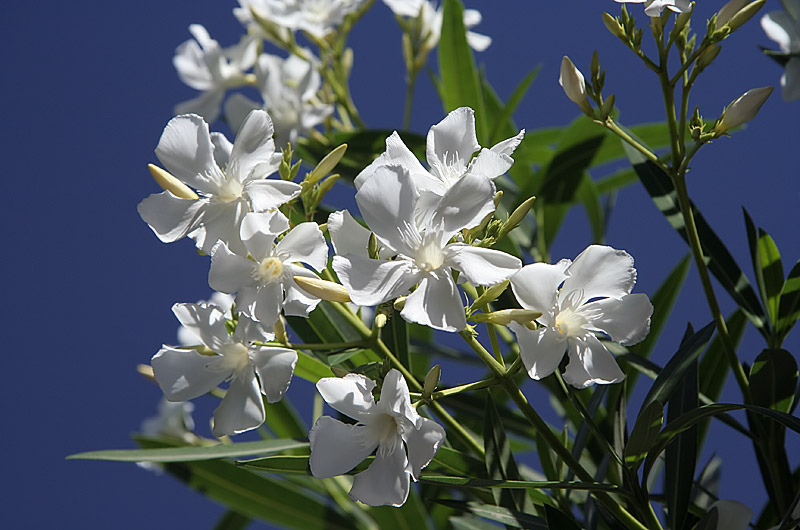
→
(723, 0, 766, 31)
(696, 45, 722, 72)
(469, 279, 510, 311)
(714, 86, 773, 134)
(148, 164, 198, 199)
(292, 276, 351, 303)
(559, 56, 593, 115)
(601, 94, 616, 119)
(497, 195, 535, 240)
(602, 13, 626, 40)
(374, 313, 388, 329)
(493, 190, 503, 207)
(471, 309, 542, 326)
(368, 232, 380, 259)
(422, 364, 441, 399)
(273, 317, 289, 344)
(393, 297, 406, 311)
(308, 144, 347, 185)
(717, 0, 748, 25)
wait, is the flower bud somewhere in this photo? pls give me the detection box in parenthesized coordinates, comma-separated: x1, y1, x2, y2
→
(422, 364, 441, 400)
(307, 144, 347, 186)
(721, 0, 766, 31)
(148, 164, 198, 199)
(468, 279, 509, 312)
(374, 312, 388, 329)
(393, 296, 406, 311)
(602, 13, 626, 40)
(559, 56, 593, 115)
(717, 0, 748, 25)
(714, 86, 773, 134)
(292, 276, 352, 303)
(471, 309, 542, 326)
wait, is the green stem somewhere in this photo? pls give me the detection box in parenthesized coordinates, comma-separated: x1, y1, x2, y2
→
(286, 341, 364, 351)
(603, 119, 671, 174)
(459, 332, 652, 530)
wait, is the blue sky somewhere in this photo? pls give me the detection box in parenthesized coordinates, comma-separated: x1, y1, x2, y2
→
(3, 1, 799, 528)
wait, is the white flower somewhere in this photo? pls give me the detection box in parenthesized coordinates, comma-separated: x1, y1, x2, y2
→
(140, 398, 197, 442)
(333, 165, 521, 332)
(173, 24, 258, 122)
(715, 86, 774, 134)
(225, 53, 333, 143)
(233, 0, 292, 44)
(559, 56, 592, 114)
(761, 0, 800, 101)
(614, 0, 691, 17)
(178, 292, 236, 345)
(137, 110, 301, 256)
(708, 500, 752, 530)
(354, 107, 523, 220)
(255, 0, 364, 39)
(151, 303, 297, 437)
(209, 212, 329, 328)
(509, 245, 653, 388)
(309, 369, 445, 506)
(382, 0, 491, 52)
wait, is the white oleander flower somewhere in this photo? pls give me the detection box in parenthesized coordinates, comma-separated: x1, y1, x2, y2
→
(559, 56, 592, 114)
(209, 212, 328, 328)
(225, 53, 333, 143)
(173, 24, 258, 122)
(382, 0, 491, 52)
(354, 107, 523, 222)
(151, 303, 297, 437)
(138, 110, 301, 256)
(140, 399, 197, 442)
(255, 0, 364, 39)
(509, 245, 653, 388)
(708, 500, 752, 530)
(614, 0, 691, 16)
(309, 369, 445, 506)
(762, 0, 800, 101)
(333, 165, 521, 332)
(178, 292, 236, 346)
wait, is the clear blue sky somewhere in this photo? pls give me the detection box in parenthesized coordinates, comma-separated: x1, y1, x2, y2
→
(3, 1, 798, 528)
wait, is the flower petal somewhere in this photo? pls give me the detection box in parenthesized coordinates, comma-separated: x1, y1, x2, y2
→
(350, 442, 411, 507)
(250, 346, 297, 402)
(151, 346, 228, 401)
(212, 368, 266, 436)
(356, 165, 418, 253)
(490, 129, 525, 157)
(137, 191, 204, 243)
(190, 200, 248, 255)
(328, 210, 371, 256)
(156, 114, 225, 193)
(209, 241, 256, 293)
(403, 418, 446, 479)
(585, 293, 653, 345)
(561, 245, 636, 304)
(401, 271, 467, 332)
(245, 179, 302, 212)
(510, 260, 571, 323)
(282, 265, 322, 317)
(333, 255, 418, 307)
(174, 89, 226, 125)
(782, 58, 800, 102)
(240, 211, 285, 260)
(467, 148, 513, 180)
(431, 171, 495, 241)
(378, 369, 419, 426)
(172, 302, 229, 352)
(354, 131, 429, 190)
(275, 222, 328, 271)
(251, 282, 284, 327)
(309, 416, 375, 478)
(210, 132, 233, 170)
(426, 107, 480, 173)
(509, 324, 567, 380)
(316, 373, 377, 421)
(223, 93, 260, 135)
(228, 109, 279, 182)
(563, 335, 625, 389)
(445, 244, 521, 286)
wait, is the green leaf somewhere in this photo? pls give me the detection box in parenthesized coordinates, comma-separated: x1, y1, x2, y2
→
(384, 312, 411, 371)
(628, 254, 692, 396)
(484, 394, 526, 511)
(624, 400, 664, 469)
(622, 142, 770, 338)
(431, 446, 486, 477)
(487, 66, 540, 145)
(749, 348, 798, 413)
(545, 504, 582, 530)
(665, 357, 698, 530)
(439, 0, 486, 141)
(369, 490, 432, 530)
(67, 438, 309, 463)
(777, 259, 800, 342)
(450, 515, 504, 530)
(575, 173, 605, 244)
(643, 403, 800, 483)
(238, 455, 312, 474)
(433, 500, 548, 529)
(744, 209, 785, 328)
(295, 351, 335, 383)
(421, 476, 624, 493)
(640, 322, 715, 414)
(211, 510, 251, 530)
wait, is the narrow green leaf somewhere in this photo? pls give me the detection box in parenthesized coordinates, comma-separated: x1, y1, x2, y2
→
(450, 515, 503, 530)
(691, 509, 719, 530)
(439, 0, 486, 141)
(777, 259, 800, 341)
(238, 455, 312, 474)
(431, 446, 486, 477)
(67, 438, 309, 463)
(749, 348, 798, 413)
(487, 66, 540, 145)
(211, 510, 251, 530)
(545, 504, 582, 530)
(665, 358, 698, 530)
(295, 351, 335, 383)
(759, 229, 785, 326)
(640, 322, 715, 413)
(484, 394, 526, 511)
(575, 173, 605, 244)
(421, 476, 623, 492)
(384, 312, 411, 371)
(624, 400, 664, 469)
(369, 488, 432, 530)
(434, 500, 548, 529)
(622, 142, 769, 338)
